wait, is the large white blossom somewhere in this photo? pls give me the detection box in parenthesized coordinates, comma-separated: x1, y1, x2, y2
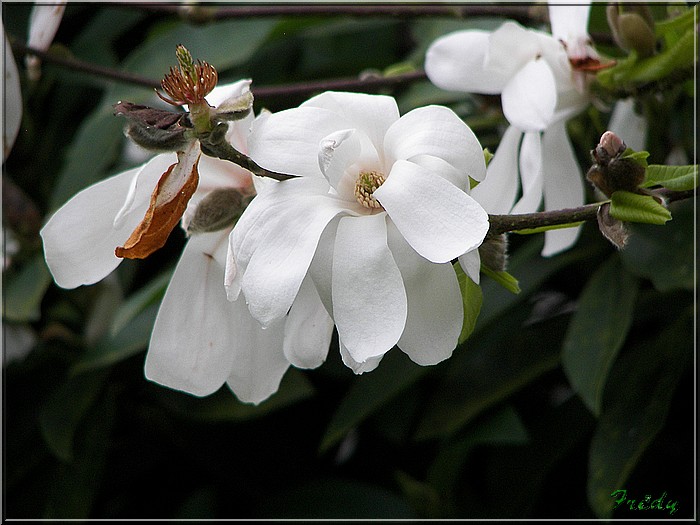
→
(425, 3, 599, 256)
(41, 80, 332, 403)
(226, 91, 489, 373)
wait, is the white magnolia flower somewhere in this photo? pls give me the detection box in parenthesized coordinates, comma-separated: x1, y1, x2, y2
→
(425, 3, 600, 256)
(226, 91, 489, 373)
(41, 80, 332, 404)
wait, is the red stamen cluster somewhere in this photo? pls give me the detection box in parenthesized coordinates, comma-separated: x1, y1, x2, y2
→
(157, 60, 218, 106)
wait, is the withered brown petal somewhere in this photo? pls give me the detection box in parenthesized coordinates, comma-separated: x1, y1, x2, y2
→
(597, 202, 629, 250)
(115, 153, 200, 259)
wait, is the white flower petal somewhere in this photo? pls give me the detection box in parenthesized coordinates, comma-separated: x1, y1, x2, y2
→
(41, 166, 149, 288)
(608, 98, 648, 152)
(283, 275, 334, 369)
(487, 21, 542, 75)
(332, 213, 407, 363)
(226, 177, 330, 301)
(144, 231, 236, 397)
(471, 125, 523, 214)
(3, 24, 21, 162)
(386, 222, 462, 365)
(240, 191, 349, 327)
(318, 129, 361, 193)
(384, 105, 486, 185)
(308, 216, 341, 318)
(113, 153, 177, 228)
(374, 160, 489, 264)
(425, 30, 509, 94)
(302, 91, 400, 164)
(502, 59, 557, 132)
(340, 341, 383, 374)
(511, 131, 544, 214)
(541, 122, 585, 256)
(548, 2, 592, 50)
(248, 106, 353, 178)
(459, 249, 481, 285)
(27, 3, 65, 51)
(225, 317, 290, 405)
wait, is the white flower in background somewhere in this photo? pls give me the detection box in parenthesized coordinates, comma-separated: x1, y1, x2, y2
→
(3, 22, 22, 162)
(41, 80, 332, 403)
(26, 2, 67, 81)
(425, 2, 602, 256)
(227, 91, 489, 373)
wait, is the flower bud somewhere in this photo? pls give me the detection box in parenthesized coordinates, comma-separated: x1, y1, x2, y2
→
(185, 187, 252, 234)
(607, 4, 656, 58)
(586, 131, 646, 198)
(114, 101, 192, 152)
(478, 233, 508, 273)
(213, 90, 254, 122)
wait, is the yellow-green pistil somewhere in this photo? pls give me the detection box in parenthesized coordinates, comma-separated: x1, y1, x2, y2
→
(354, 171, 386, 209)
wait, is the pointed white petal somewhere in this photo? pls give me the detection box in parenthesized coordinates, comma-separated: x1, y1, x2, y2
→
(459, 249, 481, 285)
(387, 223, 462, 365)
(340, 341, 383, 374)
(283, 275, 334, 369)
(27, 3, 66, 50)
(384, 105, 486, 185)
(502, 60, 557, 132)
(541, 122, 585, 256)
(548, 2, 592, 48)
(471, 125, 523, 214)
(511, 131, 544, 214)
(374, 160, 489, 264)
(145, 231, 237, 397)
(425, 30, 509, 94)
(40, 166, 150, 288)
(332, 214, 407, 363)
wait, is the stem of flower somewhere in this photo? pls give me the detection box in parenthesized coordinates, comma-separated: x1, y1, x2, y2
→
(487, 187, 695, 235)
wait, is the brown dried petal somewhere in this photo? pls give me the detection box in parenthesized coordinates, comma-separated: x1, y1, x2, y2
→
(115, 149, 201, 259)
(597, 202, 629, 250)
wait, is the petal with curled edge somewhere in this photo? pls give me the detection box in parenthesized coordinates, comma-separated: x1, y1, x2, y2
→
(116, 142, 201, 259)
(340, 341, 384, 375)
(511, 131, 544, 214)
(374, 160, 489, 264)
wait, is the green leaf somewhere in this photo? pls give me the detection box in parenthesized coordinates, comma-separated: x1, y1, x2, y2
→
(70, 302, 158, 374)
(455, 264, 483, 344)
(620, 148, 649, 168)
(480, 265, 521, 295)
(413, 310, 566, 441)
(155, 369, 315, 422)
(641, 164, 698, 191)
(562, 255, 639, 416)
(609, 190, 672, 224)
(43, 387, 116, 518)
(38, 370, 109, 462)
(426, 405, 528, 495)
(587, 312, 692, 518)
(2, 255, 53, 322)
(620, 200, 694, 291)
(110, 270, 171, 336)
(319, 351, 429, 454)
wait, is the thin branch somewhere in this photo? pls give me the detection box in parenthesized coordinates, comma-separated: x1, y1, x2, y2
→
(9, 39, 161, 89)
(135, 4, 540, 24)
(487, 187, 696, 236)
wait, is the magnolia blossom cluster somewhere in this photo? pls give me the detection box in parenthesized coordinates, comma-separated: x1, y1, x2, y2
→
(39, 4, 617, 405)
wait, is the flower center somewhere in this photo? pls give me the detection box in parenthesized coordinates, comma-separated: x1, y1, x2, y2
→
(354, 171, 385, 209)
(157, 45, 218, 107)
